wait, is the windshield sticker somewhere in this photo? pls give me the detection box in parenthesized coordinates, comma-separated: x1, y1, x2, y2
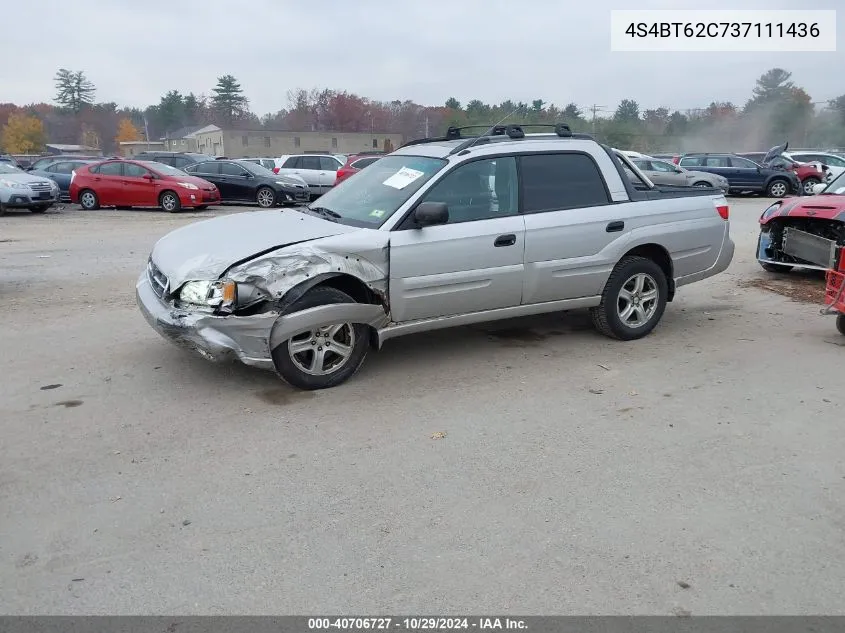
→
(369, 209, 386, 218)
(383, 167, 424, 190)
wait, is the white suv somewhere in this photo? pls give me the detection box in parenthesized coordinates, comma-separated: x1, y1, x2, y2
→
(274, 154, 346, 197)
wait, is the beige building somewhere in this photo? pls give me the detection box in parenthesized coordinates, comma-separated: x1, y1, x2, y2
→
(118, 141, 165, 157)
(193, 126, 403, 158)
(161, 125, 209, 152)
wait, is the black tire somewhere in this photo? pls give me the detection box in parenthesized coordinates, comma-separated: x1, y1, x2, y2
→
(256, 187, 276, 208)
(30, 205, 49, 213)
(837, 314, 845, 336)
(591, 255, 669, 341)
(159, 190, 181, 213)
(271, 286, 370, 390)
(0, 202, 7, 217)
(760, 261, 793, 273)
(802, 177, 820, 195)
(79, 189, 99, 210)
(766, 179, 789, 198)
(692, 181, 711, 188)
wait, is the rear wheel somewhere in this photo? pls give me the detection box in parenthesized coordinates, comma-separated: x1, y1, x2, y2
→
(159, 191, 181, 213)
(271, 286, 370, 390)
(760, 262, 793, 273)
(767, 179, 789, 198)
(79, 190, 99, 210)
(591, 256, 668, 340)
(256, 187, 276, 208)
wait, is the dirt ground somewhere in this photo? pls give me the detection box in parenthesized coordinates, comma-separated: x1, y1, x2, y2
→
(1, 198, 844, 615)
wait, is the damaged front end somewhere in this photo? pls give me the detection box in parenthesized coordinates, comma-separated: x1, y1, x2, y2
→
(757, 199, 845, 271)
(137, 234, 391, 371)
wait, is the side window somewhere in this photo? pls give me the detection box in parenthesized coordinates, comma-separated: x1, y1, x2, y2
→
(419, 157, 518, 224)
(300, 156, 322, 170)
(283, 156, 300, 168)
(220, 162, 248, 176)
(194, 162, 220, 175)
(124, 163, 151, 178)
(704, 156, 729, 167)
(320, 156, 340, 171)
(679, 156, 701, 167)
(171, 156, 191, 169)
(352, 157, 379, 169)
(97, 162, 124, 176)
(520, 153, 610, 213)
(650, 161, 676, 172)
(729, 156, 757, 168)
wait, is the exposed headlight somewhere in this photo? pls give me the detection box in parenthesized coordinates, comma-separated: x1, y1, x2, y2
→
(0, 179, 27, 189)
(179, 279, 236, 309)
(176, 182, 199, 190)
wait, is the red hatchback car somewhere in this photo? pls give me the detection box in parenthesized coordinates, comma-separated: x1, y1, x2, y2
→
(334, 154, 382, 186)
(69, 159, 220, 212)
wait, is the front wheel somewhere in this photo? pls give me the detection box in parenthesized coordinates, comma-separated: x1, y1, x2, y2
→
(591, 255, 668, 340)
(837, 314, 845, 336)
(79, 189, 100, 210)
(159, 191, 181, 213)
(271, 286, 370, 390)
(760, 261, 793, 273)
(256, 187, 276, 208)
(767, 179, 789, 198)
(802, 177, 820, 195)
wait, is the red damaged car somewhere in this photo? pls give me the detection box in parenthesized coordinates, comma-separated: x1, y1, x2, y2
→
(757, 169, 845, 272)
(70, 159, 220, 212)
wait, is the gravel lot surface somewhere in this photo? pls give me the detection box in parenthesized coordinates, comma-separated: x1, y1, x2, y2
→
(1, 199, 843, 615)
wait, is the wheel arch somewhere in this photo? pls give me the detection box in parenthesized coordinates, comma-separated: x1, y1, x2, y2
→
(621, 243, 675, 301)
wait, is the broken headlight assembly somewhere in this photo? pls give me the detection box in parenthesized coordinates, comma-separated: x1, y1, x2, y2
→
(178, 280, 268, 314)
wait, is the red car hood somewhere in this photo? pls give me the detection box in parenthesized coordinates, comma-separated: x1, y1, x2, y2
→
(760, 195, 845, 224)
(173, 174, 216, 188)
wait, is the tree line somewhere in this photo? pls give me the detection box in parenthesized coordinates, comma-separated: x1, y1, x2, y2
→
(1, 67, 844, 155)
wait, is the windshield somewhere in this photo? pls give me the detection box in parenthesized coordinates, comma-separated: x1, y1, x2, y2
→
(239, 161, 275, 177)
(143, 161, 188, 176)
(0, 163, 22, 174)
(303, 155, 446, 227)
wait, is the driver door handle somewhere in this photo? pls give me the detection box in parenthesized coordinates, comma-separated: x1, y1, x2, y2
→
(494, 234, 516, 247)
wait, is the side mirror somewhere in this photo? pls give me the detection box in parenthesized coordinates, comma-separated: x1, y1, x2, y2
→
(812, 183, 826, 195)
(143, 173, 155, 180)
(414, 201, 449, 227)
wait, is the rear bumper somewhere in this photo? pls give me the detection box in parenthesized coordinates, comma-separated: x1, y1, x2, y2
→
(675, 225, 735, 288)
(136, 271, 276, 370)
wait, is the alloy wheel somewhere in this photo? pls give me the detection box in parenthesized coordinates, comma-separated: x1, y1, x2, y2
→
(617, 273, 659, 328)
(288, 323, 355, 376)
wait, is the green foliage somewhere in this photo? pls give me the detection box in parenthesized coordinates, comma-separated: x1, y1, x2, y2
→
(54, 69, 95, 113)
(212, 75, 249, 124)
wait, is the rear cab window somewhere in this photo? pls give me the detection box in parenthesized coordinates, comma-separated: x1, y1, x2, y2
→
(519, 153, 610, 212)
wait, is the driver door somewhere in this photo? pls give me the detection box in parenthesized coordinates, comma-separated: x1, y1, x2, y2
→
(388, 156, 525, 323)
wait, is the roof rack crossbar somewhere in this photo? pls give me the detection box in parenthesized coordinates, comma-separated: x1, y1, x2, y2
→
(399, 122, 592, 152)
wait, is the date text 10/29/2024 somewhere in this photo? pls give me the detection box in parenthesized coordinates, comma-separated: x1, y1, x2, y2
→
(308, 618, 527, 630)
(609, 10, 837, 52)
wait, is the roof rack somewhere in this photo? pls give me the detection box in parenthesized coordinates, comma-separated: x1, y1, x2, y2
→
(399, 122, 593, 152)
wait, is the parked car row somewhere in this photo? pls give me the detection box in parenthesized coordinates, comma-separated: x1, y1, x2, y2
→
(0, 162, 60, 216)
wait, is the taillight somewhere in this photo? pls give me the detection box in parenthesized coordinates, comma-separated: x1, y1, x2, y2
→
(272, 167, 280, 174)
(715, 203, 729, 220)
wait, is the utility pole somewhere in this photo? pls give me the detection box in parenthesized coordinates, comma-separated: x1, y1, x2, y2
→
(590, 105, 605, 134)
(425, 115, 430, 137)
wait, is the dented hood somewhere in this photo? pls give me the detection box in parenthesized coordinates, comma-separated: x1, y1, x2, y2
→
(151, 209, 357, 288)
(760, 194, 845, 224)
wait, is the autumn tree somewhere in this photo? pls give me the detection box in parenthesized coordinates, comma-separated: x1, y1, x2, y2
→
(54, 69, 95, 113)
(211, 75, 249, 125)
(114, 118, 141, 145)
(1, 113, 46, 153)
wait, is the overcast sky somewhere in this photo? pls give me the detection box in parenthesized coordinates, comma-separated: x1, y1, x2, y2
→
(3, 0, 842, 115)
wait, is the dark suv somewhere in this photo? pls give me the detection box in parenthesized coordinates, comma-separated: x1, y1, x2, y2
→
(133, 151, 216, 170)
(678, 152, 801, 198)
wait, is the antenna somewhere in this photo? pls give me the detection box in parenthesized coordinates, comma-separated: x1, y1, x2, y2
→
(449, 106, 522, 155)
